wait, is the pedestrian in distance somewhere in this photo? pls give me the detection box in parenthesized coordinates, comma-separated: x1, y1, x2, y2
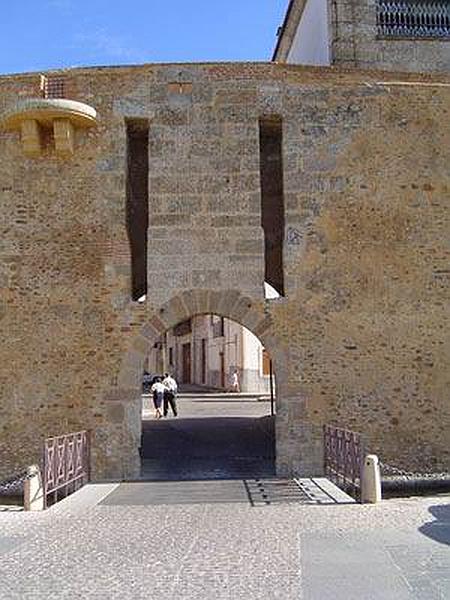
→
(150, 376, 165, 419)
(230, 369, 240, 393)
(163, 372, 178, 417)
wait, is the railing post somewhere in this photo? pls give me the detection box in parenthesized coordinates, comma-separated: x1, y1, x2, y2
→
(43, 439, 48, 510)
(361, 454, 382, 504)
(24, 465, 44, 511)
(86, 430, 91, 482)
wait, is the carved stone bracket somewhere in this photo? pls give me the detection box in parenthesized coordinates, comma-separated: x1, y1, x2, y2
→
(1, 98, 97, 158)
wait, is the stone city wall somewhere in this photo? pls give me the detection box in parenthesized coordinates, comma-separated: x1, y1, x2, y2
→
(0, 63, 449, 480)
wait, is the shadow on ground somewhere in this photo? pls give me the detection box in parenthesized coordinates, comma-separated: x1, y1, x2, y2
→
(419, 503, 450, 546)
(140, 415, 275, 481)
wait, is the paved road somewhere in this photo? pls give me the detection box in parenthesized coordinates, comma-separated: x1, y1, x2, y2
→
(141, 396, 275, 480)
(0, 488, 449, 599)
(142, 393, 273, 418)
(1, 394, 448, 598)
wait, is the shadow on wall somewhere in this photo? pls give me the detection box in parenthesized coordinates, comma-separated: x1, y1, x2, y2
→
(418, 504, 450, 546)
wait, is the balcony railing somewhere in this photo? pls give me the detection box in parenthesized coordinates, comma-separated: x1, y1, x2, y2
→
(40, 75, 66, 99)
(377, 0, 450, 38)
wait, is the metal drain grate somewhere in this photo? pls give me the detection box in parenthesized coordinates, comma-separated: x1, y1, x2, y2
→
(245, 479, 315, 506)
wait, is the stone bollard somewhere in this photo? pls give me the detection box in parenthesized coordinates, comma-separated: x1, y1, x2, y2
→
(361, 454, 382, 504)
(23, 465, 44, 511)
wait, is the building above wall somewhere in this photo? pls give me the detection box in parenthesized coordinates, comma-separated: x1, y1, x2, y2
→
(273, 0, 311, 63)
(273, 0, 450, 73)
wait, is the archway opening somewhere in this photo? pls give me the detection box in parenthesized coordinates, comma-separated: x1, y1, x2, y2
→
(140, 314, 277, 481)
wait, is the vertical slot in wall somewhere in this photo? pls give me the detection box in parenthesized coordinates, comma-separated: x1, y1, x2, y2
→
(259, 116, 285, 297)
(126, 119, 149, 302)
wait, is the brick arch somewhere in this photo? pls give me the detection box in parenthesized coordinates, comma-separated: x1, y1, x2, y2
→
(111, 289, 290, 479)
(118, 288, 289, 390)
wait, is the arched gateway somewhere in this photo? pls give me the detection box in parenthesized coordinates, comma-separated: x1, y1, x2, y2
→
(103, 289, 317, 481)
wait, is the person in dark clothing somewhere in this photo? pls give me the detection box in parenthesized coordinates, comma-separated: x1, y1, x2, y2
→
(162, 372, 178, 417)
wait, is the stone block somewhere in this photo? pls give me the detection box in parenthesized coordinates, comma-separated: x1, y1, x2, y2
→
(107, 403, 125, 423)
(189, 289, 207, 315)
(20, 119, 41, 157)
(236, 239, 264, 254)
(207, 290, 222, 316)
(104, 388, 138, 402)
(253, 315, 274, 338)
(131, 335, 150, 355)
(117, 366, 141, 389)
(53, 119, 74, 157)
(192, 269, 221, 288)
(230, 295, 254, 322)
(217, 289, 242, 317)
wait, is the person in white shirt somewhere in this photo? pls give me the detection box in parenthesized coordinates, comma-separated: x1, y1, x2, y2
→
(163, 373, 178, 417)
(150, 377, 165, 419)
(230, 369, 240, 393)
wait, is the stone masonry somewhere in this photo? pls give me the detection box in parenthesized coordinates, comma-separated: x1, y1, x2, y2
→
(0, 62, 449, 480)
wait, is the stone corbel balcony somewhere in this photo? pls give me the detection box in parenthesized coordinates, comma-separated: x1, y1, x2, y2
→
(1, 97, 97, 157)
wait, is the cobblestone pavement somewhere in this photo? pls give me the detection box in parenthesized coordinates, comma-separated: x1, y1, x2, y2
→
(0, 490, 449, 599)
(1, 396, 448, 598)
(141, 396, 275, 480)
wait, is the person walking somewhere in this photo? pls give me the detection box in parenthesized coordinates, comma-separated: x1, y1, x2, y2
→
(163, 372, 178, 417)
(150, 377, 165, 419)
(230, 369, 240, 393)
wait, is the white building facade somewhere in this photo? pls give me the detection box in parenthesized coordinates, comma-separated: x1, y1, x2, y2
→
(148, 316, 272, 394)
(273, 0, 450, 73)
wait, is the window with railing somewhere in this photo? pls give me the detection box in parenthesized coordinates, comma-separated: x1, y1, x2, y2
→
(40, 75, 66, 98)
(376, 0, 450, 38)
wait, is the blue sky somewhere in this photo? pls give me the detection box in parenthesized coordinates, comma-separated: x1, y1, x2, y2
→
(1, 1, 288, 74)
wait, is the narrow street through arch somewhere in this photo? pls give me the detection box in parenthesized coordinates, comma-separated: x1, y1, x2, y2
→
(139, 314, 278, 484)
(141, 389, 276, 481)
(106, 389, 350, 507)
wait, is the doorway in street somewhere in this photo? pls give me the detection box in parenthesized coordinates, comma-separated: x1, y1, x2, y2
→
(201, 338, 206, 384)
(141, 314, 277, 480)
(182, 343, 191, 384)
(219, 351, 225, 389)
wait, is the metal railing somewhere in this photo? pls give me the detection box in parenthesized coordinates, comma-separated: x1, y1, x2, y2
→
(324, 424, 365, 501)
(377, 0, 450, 38)
(40, 75, 66, 99)
(43, 431, 90, 508)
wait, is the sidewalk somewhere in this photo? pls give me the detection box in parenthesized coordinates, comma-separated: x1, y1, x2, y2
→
(143, 390, 271, 400)
(142, 394, 273, 417)
(0, 489, 448, 599)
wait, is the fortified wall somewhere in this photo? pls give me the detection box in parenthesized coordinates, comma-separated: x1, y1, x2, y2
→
(0, 62, 449, 480)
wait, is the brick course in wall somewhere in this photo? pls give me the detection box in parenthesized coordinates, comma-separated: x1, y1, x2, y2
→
(0, 62, 449, 480)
